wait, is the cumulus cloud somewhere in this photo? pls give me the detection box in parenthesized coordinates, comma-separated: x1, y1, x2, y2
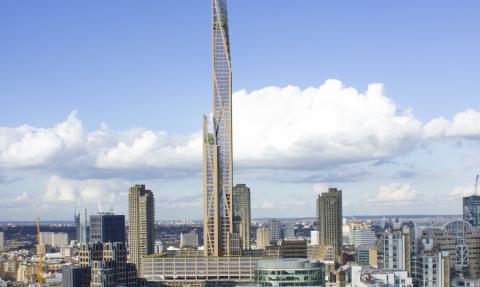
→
(369, 183, 418, 203)
(424, 109, 480, 139)
(0, 80, 479, 180)
(0, 111, 84, 168)
(43, 175, 126, 205)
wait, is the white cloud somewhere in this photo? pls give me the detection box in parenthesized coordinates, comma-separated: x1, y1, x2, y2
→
(43, 176, 125, 205)
(424, 109, 480, 139)
(451, 185, 476, 198)
(370, 183, 418, 203)
(0, 80, 479, 179)
(0, 111, 84, 168)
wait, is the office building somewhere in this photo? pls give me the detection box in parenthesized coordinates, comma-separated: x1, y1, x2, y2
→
(90, 212, 125, 243)
(256, 227, 270, 248)
(40, 232, 69, 248)
(142, 255, 261, 285)
(233, 184, 251, 250)
(418, 219, 480, 279)
(464, 195, 480, 228)
(268, 219, 281, 245)
(0, 231, 4, 252)
(203, 0, 241, 257)
(311, 230, 320, 246)
(351, 228, 376, 248)
(79, 241, 138, 287)
(412, 250, 449, 287)
(180, 230, 198, 249)
(381, 225, 411, 272)
(355, 245, 378, 268)
(255, 259, 324, 286)
(128, 184, 155, 274)
(62, 265, 90, 287)
(280, 239, 307, 258)
(75, 208, 88, 244)
(317, 188, 343, 263)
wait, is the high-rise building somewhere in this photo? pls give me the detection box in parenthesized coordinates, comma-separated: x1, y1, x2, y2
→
(62, 265, 90, 287)
(317, 188, 343, 263)
(233, 184, 251, 250)
(0, 230, 4, 252)
(128, 184, 155, 274)
(268, 219, 281, 245)
(256, 227, 270, 249)
(180, 230, 199, 249)
(75, 208, 88, 244)
(463, 195, 480, 228)
(203, 0, 239, 257)
(79, 241, 137, 287)
(40, 232, 69, 248)
(90, 213, 125, 243)
(381, 225, 411, 273)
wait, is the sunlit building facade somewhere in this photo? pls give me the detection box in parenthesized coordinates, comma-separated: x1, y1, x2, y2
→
(203, 0, 239, 257)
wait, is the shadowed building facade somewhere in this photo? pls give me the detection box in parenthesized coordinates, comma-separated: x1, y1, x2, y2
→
(203, 0, 240, 257)
(128, 184, 155, 274)
(233, 184, 251, 250)
(317, 188, 343, 264)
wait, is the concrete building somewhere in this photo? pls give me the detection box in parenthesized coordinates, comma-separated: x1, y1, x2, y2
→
(351, 229, 376, 248)
(256, 227, 270, 249)
(128, 184, 155, 274)
(268, 219, 281, 245)
(233, 184, 251, 250)
(40, 232, 69, 248)
(411, 250, 449, 287)
(79, 241, 137, 287)
(317, 188, 343, 263)
(419, 219, 480, 279)
(0, 231, 4, 252)
(142, 255, 262, 285)
(90, 213, 125, 243)
(464, 195, 480, 229)
(255, 259, 325, 286)
(280, 239, 307, 258)
(381, 225, 411, 273)
(75, 208, 88, 244)
(350, 265, 413, 287)
(355, 245, 378, 268)
(16, 262, 36, 283)
(180, 230, 198, 249)
(311, 230, 320, 246)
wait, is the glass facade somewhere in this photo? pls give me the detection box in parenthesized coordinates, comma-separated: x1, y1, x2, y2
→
(463, 195, 480, 228)
(203, 0, 238, 256)
(255, 260, 325, 286)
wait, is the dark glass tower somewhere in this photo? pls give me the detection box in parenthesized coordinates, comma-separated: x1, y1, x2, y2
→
(90, 212, 126, 243)
(463, 195, 480, 228)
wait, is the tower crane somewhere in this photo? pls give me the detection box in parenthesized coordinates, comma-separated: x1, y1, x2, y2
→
(36, 216, 44, 286)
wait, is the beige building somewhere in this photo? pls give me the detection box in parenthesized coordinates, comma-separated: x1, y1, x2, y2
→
(142, 255, 261, 286)
(202, 0, 241, 258)
(317, 188, 343, 263)
(16, 262, 36, 283)
(256, 227, 270, 249)
(233, 184, 251, 250)
(128, 184, 155, 274)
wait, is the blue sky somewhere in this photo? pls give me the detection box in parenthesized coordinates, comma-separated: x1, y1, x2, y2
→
(1, 0, 479, 220)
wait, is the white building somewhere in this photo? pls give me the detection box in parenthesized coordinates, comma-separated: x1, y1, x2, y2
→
(382, 227, 411, 271)
(352, 229, 376, 248)
(350, 265, 413, 287)
(411, 250, 449, 287)
(40, 232, 69, 248)
(311, 230, 320, 246)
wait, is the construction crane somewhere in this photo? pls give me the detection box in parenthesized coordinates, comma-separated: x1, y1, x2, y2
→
(475, 174, 479, 195)
(36, 216, 44, 286)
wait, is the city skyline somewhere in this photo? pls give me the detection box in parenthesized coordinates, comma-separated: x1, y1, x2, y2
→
(1, 0, 480, 221)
